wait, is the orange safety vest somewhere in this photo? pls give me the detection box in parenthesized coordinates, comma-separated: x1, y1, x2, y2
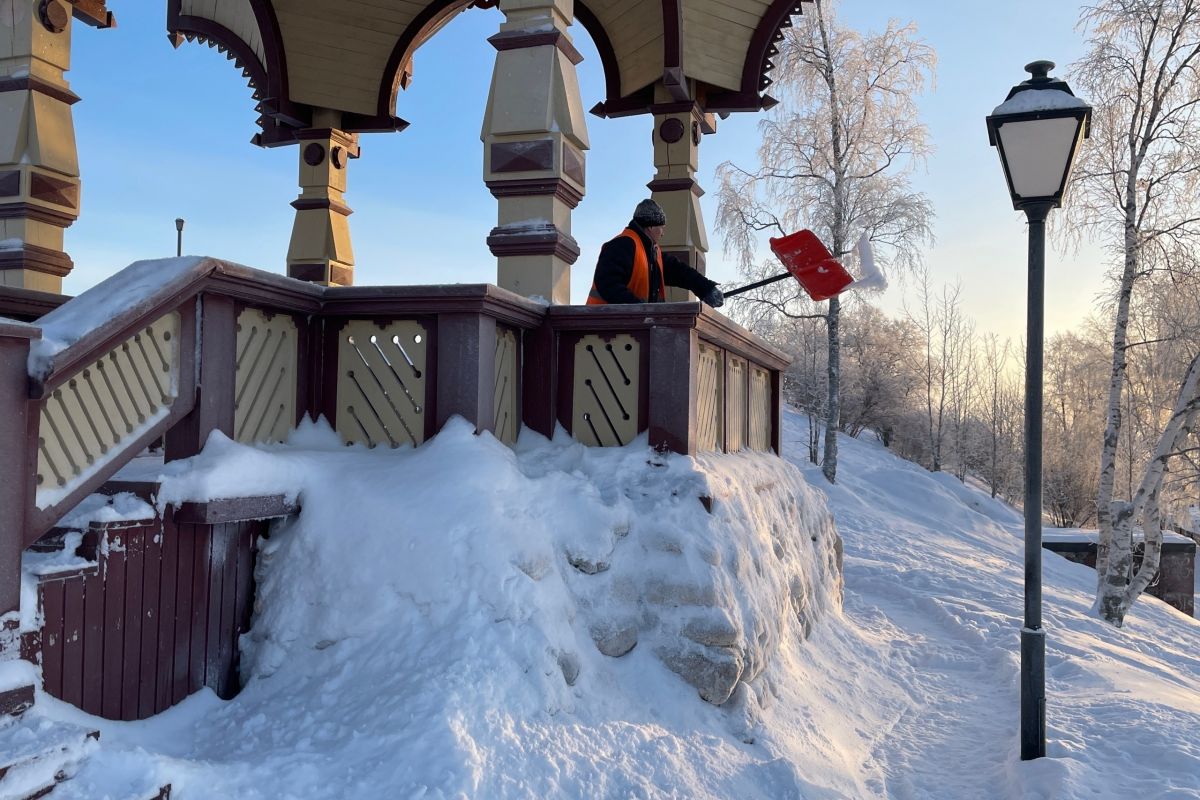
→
(587, 229, 666, 305)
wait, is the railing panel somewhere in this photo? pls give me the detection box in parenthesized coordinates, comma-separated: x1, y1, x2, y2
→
(234, 308, 298, 444)
(727, 354, 747, 452)
(749, 364, 772, 451)
(572, 333, 640, 447)
(696, 341, 723, 452)
(494, 326, 519, 445)
(35, 311, 180, 510)
(335, 319, 428, 448)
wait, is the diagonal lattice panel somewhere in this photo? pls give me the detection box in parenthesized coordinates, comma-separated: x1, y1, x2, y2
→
(335, 319, 428, 448)
(727, 355, 748, 452)
(749, 365, 772, 451)
(36, 312, 180, 508)
(493, 327, 518, 445)
(234, 308, 298, 444)
(572, 334, 639, 447)
(696, 342, 723, 452)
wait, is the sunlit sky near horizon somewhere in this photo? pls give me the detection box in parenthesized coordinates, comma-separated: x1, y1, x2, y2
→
(62, 1, 1109, 343)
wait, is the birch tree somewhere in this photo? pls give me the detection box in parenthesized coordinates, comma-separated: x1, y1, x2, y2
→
(980, 334, 1015, 499)
(1098, 349, 1200, 622)
(1068, 0, 1200, 624)
(714, 0, 934, 483)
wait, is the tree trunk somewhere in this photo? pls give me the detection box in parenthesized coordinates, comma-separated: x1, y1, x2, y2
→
(822, 296, 841, 483)
(1101, 353, 1200, 626)
(1095, 177, 1140, 612)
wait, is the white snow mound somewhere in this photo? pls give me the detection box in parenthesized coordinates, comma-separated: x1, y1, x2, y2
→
(109, 416, 842, 798)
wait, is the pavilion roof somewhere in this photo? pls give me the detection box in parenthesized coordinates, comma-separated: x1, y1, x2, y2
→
(166, 0, 807, 145)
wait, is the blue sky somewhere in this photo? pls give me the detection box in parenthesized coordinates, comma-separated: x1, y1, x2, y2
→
(64, 2, 1105, 341)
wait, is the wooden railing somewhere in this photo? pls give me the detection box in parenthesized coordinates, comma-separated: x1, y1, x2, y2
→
(2, 268, 788, 550)
(536, 303, 788, 456)
(2, 270, 787, 556)
(0, 259, 790, 721)
(2, 261, 548, 549)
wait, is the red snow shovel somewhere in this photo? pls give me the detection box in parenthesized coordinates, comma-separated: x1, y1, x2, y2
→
(723, 229, 853, 302)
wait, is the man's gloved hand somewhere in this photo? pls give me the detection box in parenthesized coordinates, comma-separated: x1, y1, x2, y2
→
(702, 287, 725, 308)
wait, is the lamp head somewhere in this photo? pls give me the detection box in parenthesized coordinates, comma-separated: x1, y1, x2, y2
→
(986, 61, 1092, 210)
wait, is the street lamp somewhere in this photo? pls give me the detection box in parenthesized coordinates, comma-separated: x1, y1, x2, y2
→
(175, 217, 185, 258)
(986, 60, 1091, 762)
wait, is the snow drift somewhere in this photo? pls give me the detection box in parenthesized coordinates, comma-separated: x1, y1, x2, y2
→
(27, 410, 1200, 798)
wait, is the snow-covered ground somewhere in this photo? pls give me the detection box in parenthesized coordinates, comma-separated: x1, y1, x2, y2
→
(24, 409, 1200, 799)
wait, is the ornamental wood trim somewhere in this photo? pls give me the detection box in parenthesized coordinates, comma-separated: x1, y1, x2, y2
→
(726, 353, 747, 452)
(35, 312, 181, 510)
(234, 308, 298, 444)
(334, 319, 428, 448)
(696, 341, 723, 452)
(748, 363, 771, 451)
(572, 333, 640, 447)
(493, 326, 518, 445)
(180, 0, 267, 69)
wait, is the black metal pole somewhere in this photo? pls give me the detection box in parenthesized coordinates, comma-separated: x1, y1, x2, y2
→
(722, 271, 792, 298)
(1020, 200, 1051, 761)
(175, 218, 185, 258)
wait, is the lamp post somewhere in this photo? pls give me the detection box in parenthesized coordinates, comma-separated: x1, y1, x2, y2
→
(986, 60, 1091, 761)
(175, 217, 185, 258)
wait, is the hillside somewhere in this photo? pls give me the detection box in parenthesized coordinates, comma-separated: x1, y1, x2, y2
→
(26, 410, 1200, 799)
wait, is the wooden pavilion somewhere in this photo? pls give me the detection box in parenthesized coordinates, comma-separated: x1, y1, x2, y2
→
(0, 3, 807, 792)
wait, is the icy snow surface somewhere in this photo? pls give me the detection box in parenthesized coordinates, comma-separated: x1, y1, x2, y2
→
(27, 256, 203, 379)
(992, 88, 1089, 115)
(25, 410, 1200, 799)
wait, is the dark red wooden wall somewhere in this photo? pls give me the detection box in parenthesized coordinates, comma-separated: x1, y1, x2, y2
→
(34, 513, 261, 721)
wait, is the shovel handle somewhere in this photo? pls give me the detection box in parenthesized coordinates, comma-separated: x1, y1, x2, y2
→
(722, 271, 792, 298)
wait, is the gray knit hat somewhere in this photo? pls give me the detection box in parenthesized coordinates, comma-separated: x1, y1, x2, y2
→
(632, 198, 667, 227)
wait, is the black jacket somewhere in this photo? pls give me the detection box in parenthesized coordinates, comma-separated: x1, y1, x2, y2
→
(591, 220, 717, 303)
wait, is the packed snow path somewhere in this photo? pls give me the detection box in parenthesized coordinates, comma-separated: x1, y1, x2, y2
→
(25, 410, 1200, 799)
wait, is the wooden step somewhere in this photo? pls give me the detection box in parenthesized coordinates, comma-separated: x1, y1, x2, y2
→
(0, 684, 34, 718)
(0, 716, 98, 800)
(45, 757, 172, 800)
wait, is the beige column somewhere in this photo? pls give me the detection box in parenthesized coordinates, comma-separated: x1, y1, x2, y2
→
(481, 0, 589, 305)
(287, 109, 359, 286)
(0, 1, 89, 292)
(648, 91, 715, 302)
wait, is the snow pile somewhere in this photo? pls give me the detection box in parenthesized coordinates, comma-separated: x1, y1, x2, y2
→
(44, 417, 834, 798)
(24, 409, 1200, 798)
(160, 418, 842, 715)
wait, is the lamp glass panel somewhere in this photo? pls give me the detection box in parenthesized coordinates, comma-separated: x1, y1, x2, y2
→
(996, 116, 1083, 200)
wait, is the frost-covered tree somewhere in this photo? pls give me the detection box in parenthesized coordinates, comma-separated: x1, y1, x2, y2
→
(979, 334, 1019, 500)
(839, 306, 921, 444)
(1067, 0, 1200, 624)
(714, 0, 935, 483)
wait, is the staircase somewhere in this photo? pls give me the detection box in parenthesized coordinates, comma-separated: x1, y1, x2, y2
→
(0, 709, 170, 800)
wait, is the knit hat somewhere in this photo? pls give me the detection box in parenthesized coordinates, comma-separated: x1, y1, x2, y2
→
(632, 198, 667, 227)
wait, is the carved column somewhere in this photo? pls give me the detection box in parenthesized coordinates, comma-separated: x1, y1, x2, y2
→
(649, 92, 715, 302)
(287, 110, 359, 286)
(482, 0, 589, 305)
(0, 1, 89, 292)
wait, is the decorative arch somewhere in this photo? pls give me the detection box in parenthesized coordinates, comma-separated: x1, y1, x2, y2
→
(365, 0, 617, 132)
(166, 0, 307, 143)
(704, 0, 805, 113)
